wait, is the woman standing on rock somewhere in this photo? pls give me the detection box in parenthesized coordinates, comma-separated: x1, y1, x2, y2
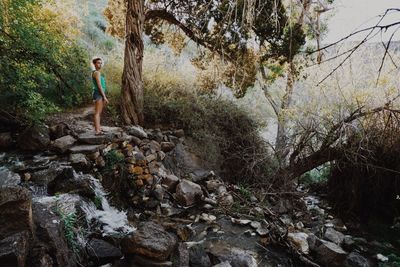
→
(91, 57, 109, 135)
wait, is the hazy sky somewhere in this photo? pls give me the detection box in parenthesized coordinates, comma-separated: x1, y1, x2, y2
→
(325, 0, 400, 43)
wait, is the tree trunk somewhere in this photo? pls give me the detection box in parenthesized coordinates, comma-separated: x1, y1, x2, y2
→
(121, 0, 145, 125)
(275, 61, 295, 161)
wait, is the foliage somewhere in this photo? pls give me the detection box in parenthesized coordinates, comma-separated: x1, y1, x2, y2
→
(0, 0, 89, 123)
(54, 206, 79, 253)
(379, 254, 400, 267)
(143, 70, 276, 182)
(104, 149, 125, 170)
(300, 164, 330, 186)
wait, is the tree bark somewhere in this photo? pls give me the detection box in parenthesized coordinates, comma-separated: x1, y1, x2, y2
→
(121, 0, 145, 125)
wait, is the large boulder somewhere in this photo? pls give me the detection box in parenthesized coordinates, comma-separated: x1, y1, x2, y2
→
(52, 135, 76, 153)
(30, 202, 76, 267)
(0, 167, 20, 187)
(47, 168, 95, 199)
(17, 125, 50, 151)
(86, 238, 122, 265)
(0, 186, 32, 239)
(0, 231, 30, 267)
(126, 126, 148, 139)
(315, 240, 347, 267)
(78, 132, 106, 145)
(121, 222, 176, 261)
(30, 162, 67, 185)
(175, 179, 203, 206)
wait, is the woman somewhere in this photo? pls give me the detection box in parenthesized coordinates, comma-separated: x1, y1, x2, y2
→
(91, 57, 109, 135)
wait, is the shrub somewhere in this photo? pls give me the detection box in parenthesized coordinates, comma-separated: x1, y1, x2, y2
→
(143, 71, 275, 182)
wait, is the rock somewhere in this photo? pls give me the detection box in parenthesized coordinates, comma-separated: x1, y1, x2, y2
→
(231, 218, 252, 226)
(86, 238, 122, 265)
(146, 153, 157, 163)
(152, 185, 164, 201)
(162, 175, 180, 192)
(157, 151, 166, 161)
(30, 202, 76, 267)
(200, 213, 217, 223)
(315, 241, 347, 267)
(49, 122, 71, 140)
(324, 227, 345, 245)
(343, 235, 355, 250)
(87, 151, 100, 161)
(189, 245, 212, 267)
(206, 241, 258, 267)
(131, 135, 142, 146)
(17, 125, 50, 151)
(219, 193, 234, 207)
(0, 167, 20, 187)
(52, 135, 76, 153)
(0, 231, 29, 267)
(213, 262, 232, 267)
(255, 228, 269, 236)
(173, 129, 185, 138)
(148, 140, 161, 153)
(307, 233, 322, 251)
(78, 132, 106, 145)
(274, 199, 292, 214)
(345, 252, 372, 267)
(288, 232, 309, 254)
(69, 153, 90, 171)
(175, 179, 203, 206)
(131, 255, 173, 267)
(127, 126, 148, 139)
(30, 162, 66, 185)
(0, 186, 32, 239)
(121, 222, 176, 261)
(69, 144, 103, 154)
(161, 142, 175, 153)
(0, 132, 13, 148)
(377, 254, 388, 262)
(47, 168, 95, 199)
(206, 180, 223, 192)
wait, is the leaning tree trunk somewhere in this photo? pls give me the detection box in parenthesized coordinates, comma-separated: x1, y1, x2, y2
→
(121, 0, 145, 125)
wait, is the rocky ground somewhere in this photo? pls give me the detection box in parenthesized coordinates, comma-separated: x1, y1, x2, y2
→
(0, 107, 397, 267)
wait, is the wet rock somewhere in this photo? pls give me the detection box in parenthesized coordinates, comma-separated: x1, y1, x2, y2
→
(69, 144, 103, 154)
(69, 153, 90, 171)
(52, 135, 76, 153)
(175, 179, 203, 206)
(161, 142, 175, 153)
(0, 167, 20, 186)
(162, 175, 180, 192)
(121, 222, 176, 261)
(189, 245, 212, 267)
(0, 132, 13, 148)
(345, 252, 372, 267)
(86, 238, 122, 265)
(324, 227, 345, 245)
(343, 235, 355, 250)
(315, 240, 347, 267)
(31, 202, 76, 267)
(206, 241, 258, 267)
(127, 126, 148, 139)
(288, 232, 309, 254)
(30, 162, 66, 185)
(0, 186, 32, 239)
(17, 125, 50, 151)
(47, 168, 95, 199)
(0, 231, 29, 267)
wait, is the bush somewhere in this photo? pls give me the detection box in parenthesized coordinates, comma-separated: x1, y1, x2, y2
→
(0, 0, 90, 124)
(143, 71, 275, 182)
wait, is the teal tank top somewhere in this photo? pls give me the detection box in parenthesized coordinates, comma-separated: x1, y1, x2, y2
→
(92, 70, 107, 94)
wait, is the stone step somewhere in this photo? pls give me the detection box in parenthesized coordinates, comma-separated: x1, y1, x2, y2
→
(69, 144, 103, 154)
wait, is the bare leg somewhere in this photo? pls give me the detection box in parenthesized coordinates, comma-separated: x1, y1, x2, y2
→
(94, 99, 104, 134)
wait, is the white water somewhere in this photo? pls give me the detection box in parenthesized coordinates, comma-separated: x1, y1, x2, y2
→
(35, 172, 135, 236)
(82, 175, 135, 235)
